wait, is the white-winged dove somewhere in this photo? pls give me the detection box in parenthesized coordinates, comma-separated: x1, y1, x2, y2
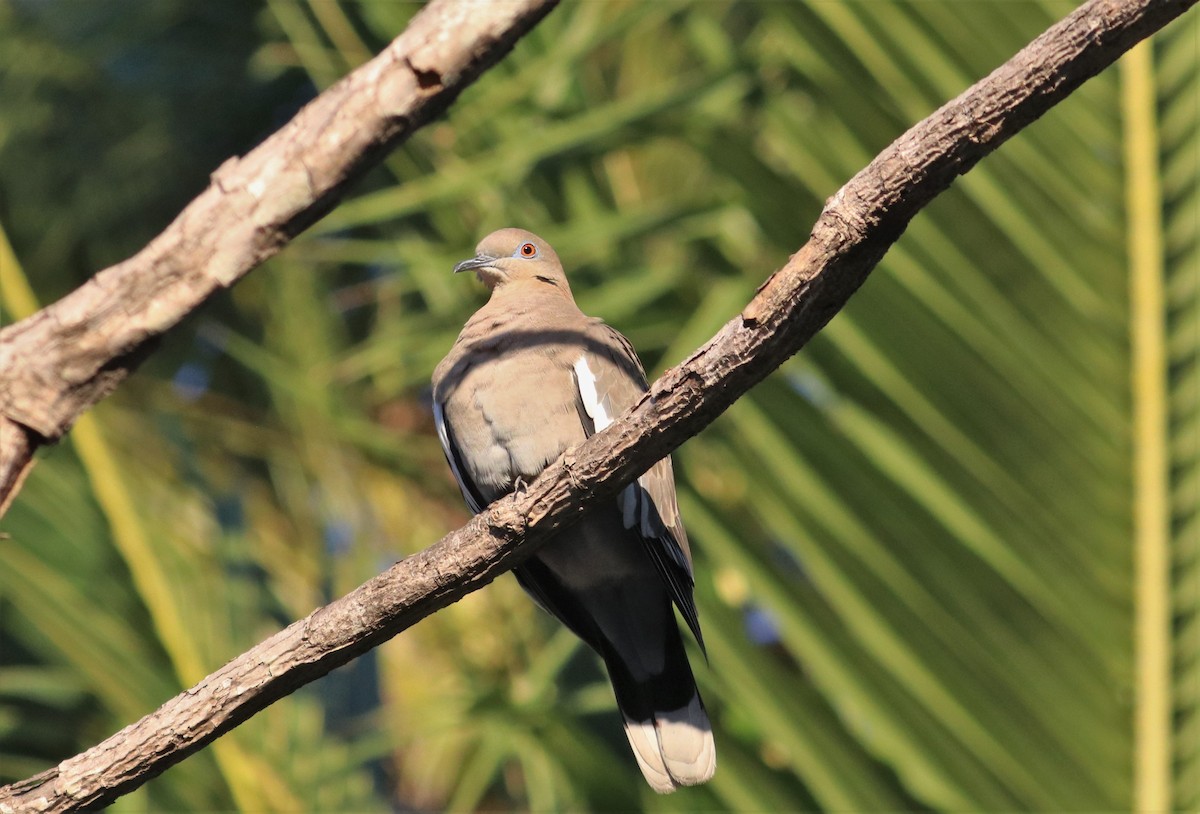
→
(431, 228, 715, 793)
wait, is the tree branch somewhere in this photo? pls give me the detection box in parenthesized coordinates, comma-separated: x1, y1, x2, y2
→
(0, 0, 1193, 810)
(0, 0, 559, 514)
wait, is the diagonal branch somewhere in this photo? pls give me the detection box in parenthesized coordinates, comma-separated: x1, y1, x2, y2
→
(0, 0, 560, 516)
(0, 0, 1193, 810)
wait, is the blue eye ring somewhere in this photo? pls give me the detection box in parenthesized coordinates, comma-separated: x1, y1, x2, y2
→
(518, 242, 538, 259)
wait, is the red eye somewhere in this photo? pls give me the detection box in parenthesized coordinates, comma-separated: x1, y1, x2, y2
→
(519, 242, 537, 258)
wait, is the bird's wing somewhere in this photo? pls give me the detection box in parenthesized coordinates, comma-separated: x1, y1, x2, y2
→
(571, 324, 705, 652)
(432, 396, 487, 515)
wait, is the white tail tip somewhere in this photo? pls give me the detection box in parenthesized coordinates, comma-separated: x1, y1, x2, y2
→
(621, 693, 716, 793)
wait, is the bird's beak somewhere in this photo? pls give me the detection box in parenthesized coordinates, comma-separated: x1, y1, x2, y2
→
(453, 254, 496, 274)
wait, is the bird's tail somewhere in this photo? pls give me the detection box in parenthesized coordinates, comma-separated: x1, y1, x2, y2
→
(619, 690, 715, 793)
(601, 629, 716, 794)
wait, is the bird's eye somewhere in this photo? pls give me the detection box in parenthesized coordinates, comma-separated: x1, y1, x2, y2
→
(519, 242, 538, 258)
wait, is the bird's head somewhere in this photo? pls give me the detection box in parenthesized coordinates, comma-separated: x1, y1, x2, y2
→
(453, 228, 570, 293)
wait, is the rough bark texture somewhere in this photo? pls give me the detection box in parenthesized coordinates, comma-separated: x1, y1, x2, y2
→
(0, 0, 559, 510)
(0, 0, 1194, 810)
(0, 420, 36, 518)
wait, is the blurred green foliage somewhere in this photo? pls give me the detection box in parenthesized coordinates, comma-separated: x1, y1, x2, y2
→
(1, 1, 1196, 811)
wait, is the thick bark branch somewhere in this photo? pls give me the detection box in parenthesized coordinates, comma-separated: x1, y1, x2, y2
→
(0, 0, 1193, 810)
(0, 420, 37, 518)
(0, 0, 559, 511)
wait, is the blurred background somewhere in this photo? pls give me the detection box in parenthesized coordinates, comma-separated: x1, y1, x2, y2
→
(0, 1, 1196, 811)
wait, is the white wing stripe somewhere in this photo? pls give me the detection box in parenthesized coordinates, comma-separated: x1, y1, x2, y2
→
(573, 355, 613, 430)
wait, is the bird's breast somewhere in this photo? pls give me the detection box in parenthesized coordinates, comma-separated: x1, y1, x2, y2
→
(444, 341, 586, 501)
